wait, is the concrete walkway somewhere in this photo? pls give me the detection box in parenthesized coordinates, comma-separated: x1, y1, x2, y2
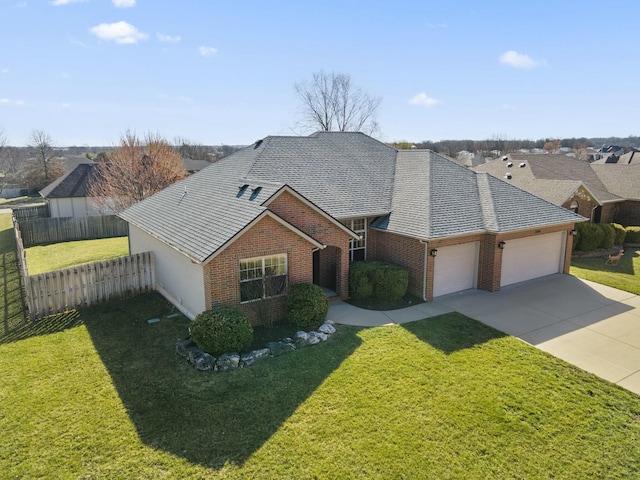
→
(328, 274, 640, 395)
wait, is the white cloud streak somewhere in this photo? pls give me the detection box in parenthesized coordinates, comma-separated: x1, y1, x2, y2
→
(409, 92, 440, 108)
(498, 50, 544, 69)
(157, 33, 181, 43)
(90, 21, 148, 44)
(198, 46, 218, 57)
(50, 0, 87, 5)
(113, 0, 135, 7)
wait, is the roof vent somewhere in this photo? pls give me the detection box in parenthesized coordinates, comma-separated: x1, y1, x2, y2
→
(249, 186, 262, 200)
(507, 162, 513, 168)
(502, 156, 509, 161)
(519, 162, 526, 168)
(254, 139, 263, 149)
(504, 173, 512, 180)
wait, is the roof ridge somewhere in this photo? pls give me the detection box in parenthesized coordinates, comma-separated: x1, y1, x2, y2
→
(476, 173, 499, 231)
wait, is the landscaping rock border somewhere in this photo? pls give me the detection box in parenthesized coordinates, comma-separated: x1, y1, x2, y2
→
(176, 320, 337, 372)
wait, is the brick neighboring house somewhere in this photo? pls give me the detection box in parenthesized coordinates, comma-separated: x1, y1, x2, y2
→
(475, 154, 640, 225)
(119, 132, 585, 324)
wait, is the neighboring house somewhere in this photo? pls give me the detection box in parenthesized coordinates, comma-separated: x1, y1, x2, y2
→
(590, 164, 640, 226)
(475, 154, 640, 224)
(182, 158, 214, 174)
(120, 132, 584, 324)
(40, 163, 113, 217)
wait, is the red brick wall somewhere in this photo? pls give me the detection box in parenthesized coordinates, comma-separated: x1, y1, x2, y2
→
(368, 229, 426, 298)
(614, 201, 640, 227)
(600, 203, 617, 224)
(203, 215, 314, 325)
(561, 188, 597, 219)
(267, 191, 351, 298)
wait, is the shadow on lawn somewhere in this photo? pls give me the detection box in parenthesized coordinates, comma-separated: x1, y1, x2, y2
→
(83, 293, 362, 470)
(402, 312, 506, 354)
(572, 248, 638, 276)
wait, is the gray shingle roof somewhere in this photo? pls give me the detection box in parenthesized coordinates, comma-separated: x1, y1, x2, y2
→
(121, 132, 584, 261)
(39, 163, 97, 198)
(371, 151, 583, 239)
(591, 164, 640, 200)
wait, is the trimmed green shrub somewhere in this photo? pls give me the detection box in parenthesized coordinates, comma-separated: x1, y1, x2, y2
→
(349, 261, 376, 300)
(572, 228, 581, 252)
(371, 262, 409, 301)
(598, 223, 616, 249)
(626, 226, 640, 243)
(576, 222, 604, 251)
(285, 283, 329, 329)
(612, 223, 627, 246)
(189, 307, 253, 356)
(349, 260, 409, 302)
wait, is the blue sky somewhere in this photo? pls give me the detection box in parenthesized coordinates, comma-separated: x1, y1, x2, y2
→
(1, 0, 639, 147)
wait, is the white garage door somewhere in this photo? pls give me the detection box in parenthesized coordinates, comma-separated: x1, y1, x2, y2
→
(500, 231, 565, 287)
(433, 242, 479, 297)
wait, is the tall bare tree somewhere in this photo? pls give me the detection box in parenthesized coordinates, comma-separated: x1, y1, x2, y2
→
(294, 71, 381, 135)
(89, 131, 187, 212)
(23, 130, 64, 191)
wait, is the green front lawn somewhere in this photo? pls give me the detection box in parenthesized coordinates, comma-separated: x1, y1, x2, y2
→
(2, 295, 640, 478)
(571, 248, 640, 295)
(25, 236, 129, 274)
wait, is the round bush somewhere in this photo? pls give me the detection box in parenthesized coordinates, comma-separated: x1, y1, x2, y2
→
(598, 223, 616, 249)
(286, 283, 329, 329)
(576, 222, 604, 251)
(612, 223, 627, 246)
(189, 307, 253, 356)
(349, 260, 408, 302)
(626, 226, 640, 244)
(349, 261, 375, 300)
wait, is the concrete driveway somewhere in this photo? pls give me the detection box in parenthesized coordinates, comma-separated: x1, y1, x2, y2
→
(329, 274, 640, 395)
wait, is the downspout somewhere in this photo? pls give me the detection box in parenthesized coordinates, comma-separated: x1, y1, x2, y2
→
(420, 239, 428, 301)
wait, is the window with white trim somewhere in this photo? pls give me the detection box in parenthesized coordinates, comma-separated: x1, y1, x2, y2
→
(342, 218, 367, 262)
(240, 254, 287, 302)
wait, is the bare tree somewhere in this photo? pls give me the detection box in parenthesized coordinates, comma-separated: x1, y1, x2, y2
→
(294, 71, 381, 135)
(89, 131, 187, 212)
(23, 130, 64, 191)
(173, 136, 214, 162)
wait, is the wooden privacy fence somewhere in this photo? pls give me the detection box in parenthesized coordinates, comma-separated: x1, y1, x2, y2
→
(19, 215, 128, 247)
(25, 252, 155, 319)
(12, 204, 50, 221)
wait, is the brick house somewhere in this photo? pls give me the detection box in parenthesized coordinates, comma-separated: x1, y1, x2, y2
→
(120, 132, 585, 324)
(475, 154, 640, 225)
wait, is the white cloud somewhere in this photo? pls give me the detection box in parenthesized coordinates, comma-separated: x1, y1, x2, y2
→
(198, 46, 218, 57)
(113, 0, 135, 7)
(157, 33, 181, 43)
(0, 98, 24, 106)
(498, 50, 544, 69)
(50, 0, 87, 5)
(409, 92, 440, 108)
(1, 68, 8, 74)
(90, 21, 148, 44)
(16, 1, 27, 7)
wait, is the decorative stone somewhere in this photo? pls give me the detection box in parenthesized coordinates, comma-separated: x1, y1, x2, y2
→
(175, 338, 195, 358)
(293, 331, 310, 347)
(217, 353, 240, 371)
(195, 353, 216, 371)
(187, 346, 204, 364)
(314, 331, 328, 342)
(325, 319, 335, 326)
(306, 331, 322, 345)
(241, 348, 271, 367)
(318, 322, 336, 335)
(267, 341, 296, 356)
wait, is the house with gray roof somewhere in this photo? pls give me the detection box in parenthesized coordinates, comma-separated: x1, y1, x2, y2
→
(475, 154, 640, 225)
(120, 132, 584, 323)
(39, 163, 114, 217)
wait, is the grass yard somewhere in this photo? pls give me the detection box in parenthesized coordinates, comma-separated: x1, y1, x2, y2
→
(2, 294, 640, 478)
(571, 248, 640, 296)
(25, 236, 129, 274)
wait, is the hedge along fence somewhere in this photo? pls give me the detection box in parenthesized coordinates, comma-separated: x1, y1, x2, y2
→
(25, 252, 155, 320)
(18, 215, 128, 247)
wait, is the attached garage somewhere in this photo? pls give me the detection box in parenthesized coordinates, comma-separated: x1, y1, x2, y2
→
(433, 242, 479, 297)
(500, 231, 565, 287)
